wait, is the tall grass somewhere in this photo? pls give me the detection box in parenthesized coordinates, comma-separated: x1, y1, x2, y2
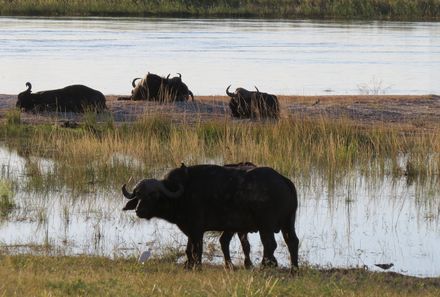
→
(0, 179, 15, 218)
(1, 114, 439, 192)
(0, 0, 439, 20)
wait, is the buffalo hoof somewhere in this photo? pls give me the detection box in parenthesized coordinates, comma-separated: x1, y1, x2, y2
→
(184, 260, 194, 270)
(261, 257, 278, 268)
(224, 261, 235, 271)
(184, 260, 201, 271)
(244, 259, 253, 270)
(289, 267, 300, 276)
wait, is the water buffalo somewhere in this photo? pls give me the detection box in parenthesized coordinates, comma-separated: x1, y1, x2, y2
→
(122, 163, 299, 271)
(166, 73, 194, 101)
(226, 85, 280, 119)
(129, 72, 194, 102)
(17, 82, 107, 112)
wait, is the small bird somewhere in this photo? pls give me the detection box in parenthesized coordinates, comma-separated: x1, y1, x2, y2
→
(138, 249, 152, 264)
(374, 263, 394, 270)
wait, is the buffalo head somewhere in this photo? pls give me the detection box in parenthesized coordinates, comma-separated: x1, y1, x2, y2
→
(122, 178, 183, 219)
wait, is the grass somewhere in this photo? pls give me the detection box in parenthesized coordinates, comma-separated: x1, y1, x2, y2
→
(0, 179, 15, 219)
(0, 254, 439, 296)
(0, 0, 440, 20)
(0, 112, 439, 193)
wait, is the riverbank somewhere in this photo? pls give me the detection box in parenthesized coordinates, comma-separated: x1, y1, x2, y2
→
(1, 94, 440, 130)
(1, 254, 439, 296)
(1, 0, 440, 21)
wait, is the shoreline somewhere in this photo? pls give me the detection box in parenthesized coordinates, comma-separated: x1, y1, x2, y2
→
(1, 1, 440, 21)
(1, 93, 439, 129)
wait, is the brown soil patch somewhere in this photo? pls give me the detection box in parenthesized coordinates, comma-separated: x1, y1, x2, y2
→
(1, 94, 439, 130)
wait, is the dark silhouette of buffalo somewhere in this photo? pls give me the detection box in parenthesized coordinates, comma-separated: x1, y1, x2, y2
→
(226, 85, 279, 119)
(17, 82, 107, 112)
(122, 163, 299, 271)
(126, 72, 194, 102)
(220, 161, 257, 269)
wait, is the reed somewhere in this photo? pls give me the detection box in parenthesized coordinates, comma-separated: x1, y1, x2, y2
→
(0, 0, 439, 20)
(1, 113, 439, 193)
(0, 179, 15, 218)
(0, 254, 439, 297)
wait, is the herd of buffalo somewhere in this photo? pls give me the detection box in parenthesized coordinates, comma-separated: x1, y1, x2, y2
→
(16, 73, 297, 271)
(16, 72, 280, 119)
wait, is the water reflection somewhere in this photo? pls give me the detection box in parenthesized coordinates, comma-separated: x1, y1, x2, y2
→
(0, 145, 439, 277)
(0, 17, 439, 95)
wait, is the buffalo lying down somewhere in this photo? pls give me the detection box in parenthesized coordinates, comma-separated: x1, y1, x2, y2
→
(17, 82, 107, 112)
(126, 72, 194, 102)
(122, 163, 299, 271)
(226, 85, 279, 119)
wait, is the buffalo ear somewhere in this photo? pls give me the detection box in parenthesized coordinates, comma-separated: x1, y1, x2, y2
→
(122, 198, 139, 211)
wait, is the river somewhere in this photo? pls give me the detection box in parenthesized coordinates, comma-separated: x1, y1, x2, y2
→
(0, 17, 439, 95)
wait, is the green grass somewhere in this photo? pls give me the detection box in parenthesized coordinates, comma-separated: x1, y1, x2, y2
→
(0, 254, 439, 296)
(0, 179, 15, 219)
(1, 0, 439, 20)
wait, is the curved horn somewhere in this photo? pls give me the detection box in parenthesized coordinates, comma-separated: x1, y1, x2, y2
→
(132, 78, 141, 88)
(122, 184, 135, 199)
(166, 74, 170, 80)
(177, 73, 182, 78)
(158, 182, 184, 198)
(254, 86, 260, 93)
(25, 82, 32, 92)
(226, 85, 235, 97)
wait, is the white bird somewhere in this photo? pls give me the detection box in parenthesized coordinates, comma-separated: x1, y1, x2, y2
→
(138, 249, 152, 264)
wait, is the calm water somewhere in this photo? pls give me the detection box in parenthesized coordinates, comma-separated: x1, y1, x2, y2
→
(0, 17, 440, 95)
(1, 146, 439, 277)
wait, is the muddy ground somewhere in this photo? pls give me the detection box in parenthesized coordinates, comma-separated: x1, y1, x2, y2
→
(1, 94, 439, 130)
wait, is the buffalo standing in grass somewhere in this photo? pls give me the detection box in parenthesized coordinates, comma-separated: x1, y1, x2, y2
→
(17, 82, 107, 112)
(226, 85, 280, 119)
(122, 163, 299, 271)
(127, 72, 194, 102)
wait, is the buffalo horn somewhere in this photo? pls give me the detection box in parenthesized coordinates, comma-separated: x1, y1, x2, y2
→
(158, 182, 183, 198)
(122, 184, 135, 199)
(226, 85, 235, 97)
(132, 78, 141, 88)
(254, 86, 260, 93)
(25, 82, 32, 92)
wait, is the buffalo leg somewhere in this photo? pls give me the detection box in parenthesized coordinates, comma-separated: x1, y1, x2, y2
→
(259, 231, 278, 267)
(219, 231, 235, 269)
(237, 232, 253, 269)
(185, 233, 204, 270)
(184, 239, 195, 269)
(193, 236, 203, 267)
(282, 215, 299, 271)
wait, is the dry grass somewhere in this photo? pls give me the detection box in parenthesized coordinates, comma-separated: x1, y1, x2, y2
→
(0, 254, 439, 297)
(1, 112, 439, 192)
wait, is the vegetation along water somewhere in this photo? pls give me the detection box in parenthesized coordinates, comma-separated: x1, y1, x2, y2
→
(1, 0, 440, 20)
